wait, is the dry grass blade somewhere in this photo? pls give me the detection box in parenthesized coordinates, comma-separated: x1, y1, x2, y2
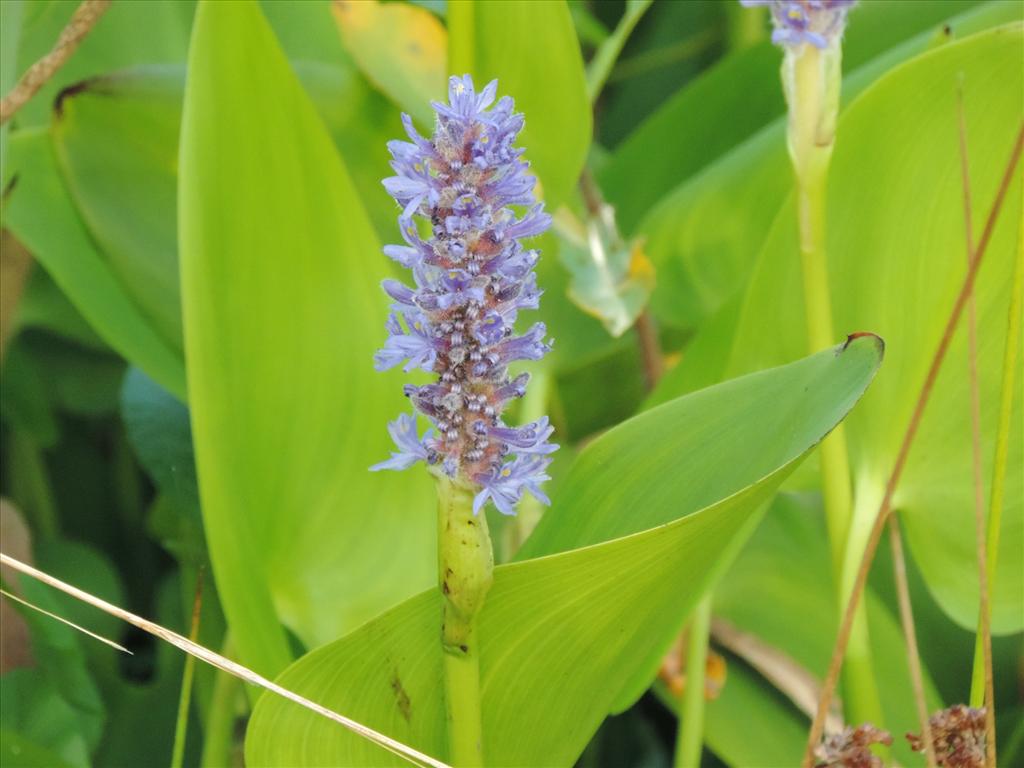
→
(0, 586, 132, 655)
(0, 553, 452, 768)
(801, 122, 1024, 768)
(887, 517, 936, 767)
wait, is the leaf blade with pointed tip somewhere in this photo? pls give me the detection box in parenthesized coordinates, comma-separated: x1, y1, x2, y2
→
(246, 337, 883, 767)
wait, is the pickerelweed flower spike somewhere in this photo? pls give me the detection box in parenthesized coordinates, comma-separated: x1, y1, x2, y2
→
(740, 0, 856, 49)
(371, 74, 557, 517)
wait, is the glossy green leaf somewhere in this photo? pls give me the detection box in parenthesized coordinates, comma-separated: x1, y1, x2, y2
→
(49, 60, 402, 358)
(3, 132, 186, 399)
(637, 1, 1021, 332)
(178, 0, 435, 676)
(53, 68, 185, 350)
(331, 0, 446, 125)
(245, 337, 883, 767)
(448, 0, 590, 207)
(722, 25, 1023, 631)
(598, 41, 784, 236)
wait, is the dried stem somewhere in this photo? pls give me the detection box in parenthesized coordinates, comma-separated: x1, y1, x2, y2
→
(0, 552, 451, 768)
(0, 0, 112, 125)
(635, 309, 664, 389)
(958, 83, 997, 768)
(801, 122, 1024, 768)
(887, 517, 936, 767)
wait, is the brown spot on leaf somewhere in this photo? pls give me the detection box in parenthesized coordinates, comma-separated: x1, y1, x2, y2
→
(390, 671, 412, 723)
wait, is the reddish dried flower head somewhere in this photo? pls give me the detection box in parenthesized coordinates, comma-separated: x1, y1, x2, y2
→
(907, 705, 986, 768)
(815, 723, 892, 768)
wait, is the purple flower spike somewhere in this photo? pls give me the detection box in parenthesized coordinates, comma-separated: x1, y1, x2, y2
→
(373, 75, 558, 517)
(740, 0, 856, 49)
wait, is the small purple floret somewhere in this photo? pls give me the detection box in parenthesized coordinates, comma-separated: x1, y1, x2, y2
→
(740, 0, 856, 49)
(372, 75, 558, 516)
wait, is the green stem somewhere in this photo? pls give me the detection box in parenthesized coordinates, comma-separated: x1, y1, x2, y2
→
(674, 597, 712, 768)
(200, 635, 239, 768)
(585, 0, 653, 104)
(8, 431, 58, 538)
(970, 219, 1023, 709)
(788, 44, 884, 731)
(438, 476, 493, 766)
(171, 570, 204, 768)
(798, 176, 854, 572)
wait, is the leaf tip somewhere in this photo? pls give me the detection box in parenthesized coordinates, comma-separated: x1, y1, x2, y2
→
(839, 331, 885, 359)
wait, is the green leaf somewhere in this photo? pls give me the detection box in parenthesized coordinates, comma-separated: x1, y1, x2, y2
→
(636, 1, 1022, 332)
(604, 0, 992, 238)
(48, 60, 403, 356)
(11, 0, 194, 129)
(721, 25, 1023, 632)
(331, 0, 447, 125)
(53, 67, 185, 350)
(598, 41, 785, 236)
(0, 671, 87, 768)
(245, 337, 883, 767)
(3, 132, 187, 399)
(120, 368, 204, 564)
(179, 0, 435, 676)
(448, 0, 590, 207)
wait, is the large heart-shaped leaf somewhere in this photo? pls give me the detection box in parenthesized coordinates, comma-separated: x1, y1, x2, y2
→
(245, 336, 883, 767)
(721, 25, 1023, 631)
(178, 0, 435, 676)
(448, 0, 590, 207)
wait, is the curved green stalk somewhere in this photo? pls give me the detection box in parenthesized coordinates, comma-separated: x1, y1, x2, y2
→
(438, 476, 494, 766)
(200, 635, 239, 768)
(674, 597, 712, 768)
(171, 570, 204, 768)
(586, 0, 653, 104)
(970, 219, 1023, 709)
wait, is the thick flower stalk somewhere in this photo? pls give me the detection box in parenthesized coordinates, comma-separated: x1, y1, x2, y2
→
(371, 74, 557, 517)
(371, 74, 556, 766)
(741, 0, 856, 181)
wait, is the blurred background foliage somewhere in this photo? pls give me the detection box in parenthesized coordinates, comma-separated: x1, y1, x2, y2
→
(0, 1, 1021, 767)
